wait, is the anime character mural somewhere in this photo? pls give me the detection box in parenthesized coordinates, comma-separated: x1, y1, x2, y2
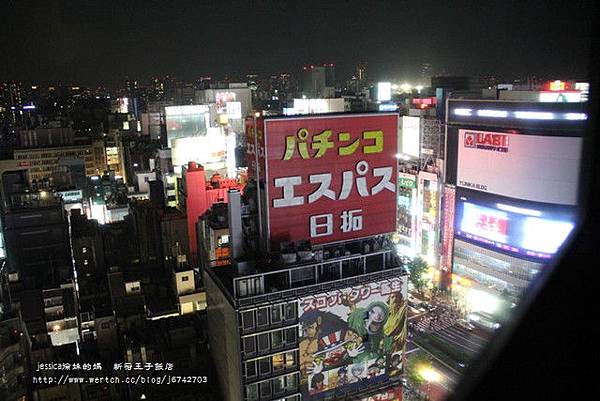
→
(298, 278, 408, 400)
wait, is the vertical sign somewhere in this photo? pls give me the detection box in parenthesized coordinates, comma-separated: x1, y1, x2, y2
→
(441, 185, 456, 274)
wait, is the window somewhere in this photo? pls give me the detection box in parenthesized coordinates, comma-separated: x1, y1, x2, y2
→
(272, 353, 284, 373)
(271, 304, 282, 324)
(258, 358, 270, 376)
(242, 311, 255, 331)
(273, 376, 286, 395)
(285, 373, 298, 392)
(284, 351, 296, 369)
(245, 383, 258, 401)
(181, 276, 189, 282)
(259, 381, 271, 399)
(243, 337, 256, 356)
(284, 302, 297, 321)
(257, 333, 269, 353)
(256, 307, 269, 327)
(284, 327, 297, 345)
(271, 329, 284, 349)
(245, 360, 257, 379)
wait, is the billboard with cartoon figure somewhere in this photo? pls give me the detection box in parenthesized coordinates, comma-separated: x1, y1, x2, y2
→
(298, 277, 407, 400)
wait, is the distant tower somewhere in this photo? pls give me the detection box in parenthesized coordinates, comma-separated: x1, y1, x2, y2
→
(421, 63, 433, 84)
(125, 77, 139, 98)
(357, 62, 367, 83)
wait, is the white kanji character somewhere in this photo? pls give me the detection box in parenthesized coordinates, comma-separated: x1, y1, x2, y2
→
(340, 209, 363, 232)
(273, 176, 304, 208)
(371, 166, 396, 195)
(308, 173, 336, 203)
(310, 214, 333, 237)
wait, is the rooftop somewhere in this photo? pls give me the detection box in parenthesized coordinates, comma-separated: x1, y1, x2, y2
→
(206, 236, 406, 308)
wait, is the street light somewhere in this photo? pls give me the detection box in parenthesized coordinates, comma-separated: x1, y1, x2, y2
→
(400, 83, 412, 92)
(419, 366, 441, 399)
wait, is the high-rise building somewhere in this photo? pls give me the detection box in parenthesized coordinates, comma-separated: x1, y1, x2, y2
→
(421, 63, 433, 83)
(202, 114, 408, 401)
(1, 81, 23, 127)
(442, 98, 585, 322)
(12, 133, 105, 184)
(301, 65, 335, 98)
(177, 162, 241, 260)
(0, 311, 31, 401)
(1, 191, 72, 290)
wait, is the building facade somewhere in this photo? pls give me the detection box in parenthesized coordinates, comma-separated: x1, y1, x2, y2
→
(442, 98, 585, 319)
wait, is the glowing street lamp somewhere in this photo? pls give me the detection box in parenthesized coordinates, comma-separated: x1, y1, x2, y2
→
(419, 366, 441, 398)
(420, 367, 441, 382)
(400, 83, 412, 92)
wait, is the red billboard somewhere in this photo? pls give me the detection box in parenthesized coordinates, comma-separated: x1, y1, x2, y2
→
(264, 114, 398, 247)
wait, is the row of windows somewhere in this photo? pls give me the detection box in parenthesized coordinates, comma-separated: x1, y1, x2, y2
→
(244, 350, 298, 381)
(240, 302, 297, 333)
(245, 373, 299, 401)
(242, 327, 298, 358)
(453, 263, 523, 298)
(15, 150, 92, 159)
(454, 241, 542, 282)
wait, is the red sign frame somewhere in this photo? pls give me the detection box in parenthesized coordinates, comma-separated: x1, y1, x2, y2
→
(264, 114, 398, 248)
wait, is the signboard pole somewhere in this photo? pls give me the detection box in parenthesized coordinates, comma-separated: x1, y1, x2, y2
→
(253, 114, 264, 251)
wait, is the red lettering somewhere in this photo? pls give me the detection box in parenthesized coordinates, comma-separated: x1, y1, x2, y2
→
(475, 133, 509, 148)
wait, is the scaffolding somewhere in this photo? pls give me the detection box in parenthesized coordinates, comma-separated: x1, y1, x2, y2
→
(419, 118, 444, 172)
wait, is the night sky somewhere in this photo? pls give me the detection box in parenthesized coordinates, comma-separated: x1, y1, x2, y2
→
(0, 0, 594, 86)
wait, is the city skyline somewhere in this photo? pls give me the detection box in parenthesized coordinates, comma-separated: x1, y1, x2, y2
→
(1, 1, 593, 86)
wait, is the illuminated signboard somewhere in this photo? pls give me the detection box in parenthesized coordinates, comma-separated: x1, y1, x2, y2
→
(548, 80, 567, 91)
(416, 171, 438, 264)
(401, 116, 420, 158)
(117, 97, 129, 113)
(215, 92, 236, 114)
(538, 91, 582, 103)
(264, 114, 398, 247)
(457, 129, 582, 205)
(575, 82, 589, 101)
(378, 104, 398, 112)
(440, 185, 456, 273)
(377, 82, 392, 102)
(411, 97, 436, 105)
(225, 101, 242, 119)
(298, 278, 407, 400)
(57, 189, 83, 203)
(397, 172, 416, 242)
(291, 98, 345, 115)
(171, 127, 227, 169)
(398, 175, 416, 189)
(455, 189, 576, 261)
(165, 105, 209, 148)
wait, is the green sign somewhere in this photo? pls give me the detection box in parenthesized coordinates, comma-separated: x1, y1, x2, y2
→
(399, 177, 416, 188)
